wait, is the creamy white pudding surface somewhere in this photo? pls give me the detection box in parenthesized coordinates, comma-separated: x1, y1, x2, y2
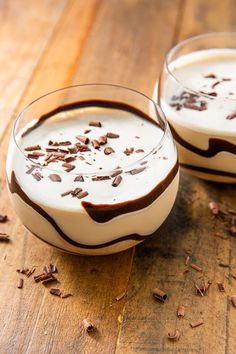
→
(7, 103, 179, 255)
(161, 48, 236, 182)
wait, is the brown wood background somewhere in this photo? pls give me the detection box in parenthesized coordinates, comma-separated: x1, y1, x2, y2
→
(0, 1, 236, 353)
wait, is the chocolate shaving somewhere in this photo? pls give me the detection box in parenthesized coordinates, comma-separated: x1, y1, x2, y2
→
(0, 233, 10, 241)
(199, 91, 218, 97)
(111, 170, 123, 177)
(50, 288, 61, 297)
(135, 149, 144, 153)
(218, 262, 229, 268)
(177, 305, 185, 318)
(104, 147, 114, 155)
(204, 73, 217, 79)
(49, 174, 61, 182)
(62, 163, 75, 172)
(112, 175, 122, 187)
(71, 188, 82, 197)
(42, 276, 57, 285)
(32, 172, 43, 181)
(92, 176, 111, 181)
(185, 256, 190, 266)
(106, 132, 120, 138)
(91, 140, 100, 149)
(153, 288, 167, 302)
(190, 320, 204, 328)
(98, 136, 107, 145)
(77, 191, 88, 199)
(167, 330, 180, 341)
(226, 111, 236, 120)
(75, 144, 91, 152)
(17, 278, 24, 289)
(0, 215, 8, 223)
(74, 175, 84, 182)
(89, 121, 101, 127)
(231, 295, 236, 307)
(115, 292, 127, 301)
(190, 263, 202, 272)
(83, 319, 95, 333)
(129, 167, 146, 175)
(24, 145, 41, 151)
(27, 152, 45, 159)
(65, 156, 76, 163)
(61, 190, 73, 197)
(68, 147, 79, 154)
(61, 293, 73, 299)
(123, 147, 134, 156)
(26, 165, 37, 174)
(212, 81, 221, 89)
(76, 135, 89, 144)
(84, 129, 91, 134)
(183, 101, 207, 111)
(17, 267, 29, 274)
(140, 161, 148, 165)
(217, 282, 225, 292)
(26, 267, 36, 277)
(44, 264, 57, 274)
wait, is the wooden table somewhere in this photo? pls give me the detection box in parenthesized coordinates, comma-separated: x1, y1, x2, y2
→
(0, 1, 236, 353)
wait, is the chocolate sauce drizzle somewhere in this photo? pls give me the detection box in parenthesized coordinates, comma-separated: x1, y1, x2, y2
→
(169, 123, 236, 157)
(181, 163, 236, 179)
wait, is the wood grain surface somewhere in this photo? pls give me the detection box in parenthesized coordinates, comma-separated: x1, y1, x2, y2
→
(0, 1, 235, 353)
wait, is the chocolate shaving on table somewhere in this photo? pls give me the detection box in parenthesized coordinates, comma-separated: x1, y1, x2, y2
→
(83, 319, 95, 333)
(106, 132, 120, 138)
(104, 147, 114, 155)
(50, 288, 61, 297)
(34, 273, 47, 282)
(32, 172, 43, 181)
(217, 282, 225, 292)
(77, 191, 88, 199)
(129, 167, 146, 175)
(226, 111, 236, 120)
(204, 73, 217, 79)
(177, 305, 185, 318)
(49, 174, 61, 182)
(61, 190, 73, 197)
(195, 281, 211, 296)
(98, 136, 107, 145)
(231, 295, 236, 307)
(218, 262, 229, 268)
(185, 255, 190, 266)
(44, 264, 57, 274)
(74, 175, 84, 182)
(0, 214, 8, 223)
(190, 263, 202, 272)
(61, 293, 73, 299)
(42, 276, 57, 285)
(84, 129, 91, 134)
(17, 267, 29, 274)
(167, 330, 180, 341)
(0, 233, 10, 241)
(92, 176, 111, 181)
(115, 292, 127, 302)
(153, 288, 167, 302)
(111, 170, 122, 177)
(89, 121, 102, 127)
(26, 267, 36, 277)
(91, 139, 100, 149)
(27, 152, 45, 159)
(123, 147, 134, 156)
(135, 149, 144, 153)
(17, 278, 24, 289)
(24, 145, 41, 151)
(76, 135, 89, 144)
(112, 175, 122, 187)
(190, 320, 204, 328)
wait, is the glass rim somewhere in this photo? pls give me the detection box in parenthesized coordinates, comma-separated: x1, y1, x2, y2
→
(165, 31, 236, 102)
(12, 83, 169, 176)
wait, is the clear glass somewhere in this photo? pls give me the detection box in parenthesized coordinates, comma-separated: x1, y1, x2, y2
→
(6, 84, 179, 255)
(159, 32, 236, 183)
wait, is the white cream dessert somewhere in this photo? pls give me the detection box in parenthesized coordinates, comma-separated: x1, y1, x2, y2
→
(7, 101, 179, 255)
(160, 48, 236, 182)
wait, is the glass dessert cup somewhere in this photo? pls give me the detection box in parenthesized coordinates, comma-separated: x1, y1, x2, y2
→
(6, 84, 179, 256)
(159, 32, 236, 183)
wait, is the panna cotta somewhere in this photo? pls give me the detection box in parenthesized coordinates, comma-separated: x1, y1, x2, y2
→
(159, 34, 236, 183)
(7, 85, 179, 255)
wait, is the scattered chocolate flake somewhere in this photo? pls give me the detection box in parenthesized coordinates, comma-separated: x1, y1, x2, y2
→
(49, 174, 61, 182)
(76, 135, 89, 144)
(75, 144, 91, 152)
(204, 73, 217, 79)
(89, 121, 102, 127)
(98, 136, 107, 145)
(62, 163, 75, 172)
(231, 295, 236, 307)
(195, 281, 211, 296)
(45, 147, 61, 153)
(50, 288, 61, 297)
(212, 81, 221, 89)
(111, 170, 122, 177)
(129, 167, 146, 175)
(65, 156, 76, 163)
(84, 129, 91, 134)
(61, 190, 73, 197)
(190, 320, 204, 328)
(83, 319, 95, 333)
(104, 147, 115, 155)
(27, 152, 45, 159)
(115, 292, 127, 302)
(135, 136, 140, 139)
(190, 263, 202, 272)
(222, 78, 232, 81)
(59, 141, 72, 146)
(44, 264, 57, 274)
(92, 176, 111, 181)
(26, 165, 37, 174)
(217, 282, 225, 292)
(61, 293, 73, 299)
(24, 145, 41, 151)
(78, 156, 85, 161)
(230, 273, 236, 280)
(34, 273, 46, 282)
(42, 275, 57, 285)
(74, 175, 84, 182)
(218, 262, 229, 268)
(226, 111, 236, 120)
(32, 172, 43, 181)
(167, 330, 180, 341)
(135, 149, 144, 153)
(0, 215, 8, 223)
(77, 191, 88, 199)
(185, 255, 190, 266)
(153, 288, 167, 303)
(0, 233, 10, 241)
(112, 175, 122, 187)
(199, 91, 218, 97)
(68, 147, 79, 154)
(17, 267, 29, 274)
(17, 278, 24, 289)
(106, 132, 120, 138)
(183, 101, 207, 111)
(123, 147, 134, 156)
(71, 188, 82, 197)
(177, 305, 185, 318)
(214, 232, 228, 240)
(140, 161, 148, 165)
(26, 267, 36, 277)
(91, 140, 100, 149)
